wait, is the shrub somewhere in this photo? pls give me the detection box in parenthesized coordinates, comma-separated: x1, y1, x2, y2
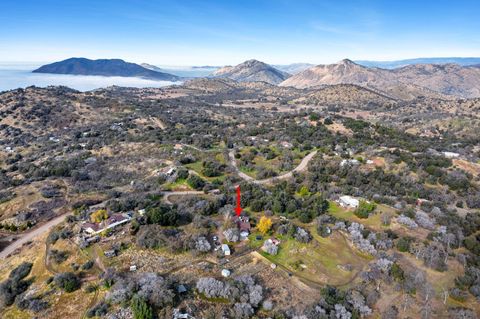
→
(131, 295, 153, 319)
(54, 272, 81, 292)
(396, 237, 413, 252)
(354, 200, 376, 219)
(187, 174, 205, 190)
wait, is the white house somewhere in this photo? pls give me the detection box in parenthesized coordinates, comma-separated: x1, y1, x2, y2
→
(221, 244, 231, 256)
(443, 151, 460, 159)
(338, 196, 359, 208)
(340, 159, 360, 167)
(221, 269, 231, 277)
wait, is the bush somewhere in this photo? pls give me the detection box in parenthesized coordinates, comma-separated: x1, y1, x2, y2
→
(86, 301, 108, 318)
(81, 260, 94, 270)
(54, 272, 81, 292)
(396, 237, 413, 252)
(354, 200, 376, 219)
(187, 174, 205, 190)
(131, 295, 153, 319)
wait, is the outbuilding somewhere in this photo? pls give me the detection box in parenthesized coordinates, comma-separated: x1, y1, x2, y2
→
(221, 269, 231, 277)
(221, 244, 231, 256)
(338, 195, 359, 208)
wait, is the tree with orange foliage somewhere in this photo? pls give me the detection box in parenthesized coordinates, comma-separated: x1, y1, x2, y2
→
(257, 216, 272, 235)
(91, 209, 108, 223)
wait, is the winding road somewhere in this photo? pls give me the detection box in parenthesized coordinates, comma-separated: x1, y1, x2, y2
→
(228, 149, 317, 184)
(1, 149, 318, 259)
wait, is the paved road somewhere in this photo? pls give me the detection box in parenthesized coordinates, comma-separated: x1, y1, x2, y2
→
(229, 149, 318, 184)
(0, 213, 72, 259)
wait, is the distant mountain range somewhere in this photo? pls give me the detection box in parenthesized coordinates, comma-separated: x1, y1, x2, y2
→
(33, 58, 180, 81)
(211, 59, 290, 85)
(279, 59, 480, 99)
(355, 57, 480, 69)
(274, 63, 315, 74)
(141, 63, 218, 77)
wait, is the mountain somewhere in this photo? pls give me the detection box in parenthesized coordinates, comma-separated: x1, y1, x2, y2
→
(274, 63, 315, 74)
(280, 59, 480, 99)
(33, 58, 180, 81)
(211, 59, 290, 85)
(140, 63, 165, 72)
(356, 57, 480, 69)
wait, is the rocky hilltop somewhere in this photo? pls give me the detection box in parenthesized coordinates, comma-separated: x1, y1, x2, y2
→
(280, 59, 480, 99)
(212, 59, 290, 85)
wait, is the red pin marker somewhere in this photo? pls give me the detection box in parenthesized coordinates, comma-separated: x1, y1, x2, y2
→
(235, 185, 242, 216)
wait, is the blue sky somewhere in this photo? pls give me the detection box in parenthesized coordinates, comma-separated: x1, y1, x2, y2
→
(1, 0, 479, 65)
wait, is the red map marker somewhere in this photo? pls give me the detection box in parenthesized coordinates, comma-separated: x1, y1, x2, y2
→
(235, 185, 242, 216)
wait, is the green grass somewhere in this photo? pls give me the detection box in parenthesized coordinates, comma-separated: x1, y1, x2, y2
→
(328, 201, 391, 231)
(260, 231, 369, 285)
(163, 178, 191, 191)
(196, 291, 230, 304)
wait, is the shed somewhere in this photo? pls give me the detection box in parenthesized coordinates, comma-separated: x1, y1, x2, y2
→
(221, 244, 231, 256)
(104, 250, 116, 258)
(221, 269, 231, 277)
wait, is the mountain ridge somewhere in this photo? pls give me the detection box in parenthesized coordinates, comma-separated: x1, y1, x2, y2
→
(211, 59, 290, 85)
(280, 59, 480, 99)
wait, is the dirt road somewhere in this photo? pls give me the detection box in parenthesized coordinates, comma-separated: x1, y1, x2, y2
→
(162, 190, 207, 204)
(0, 213, 71, 259)
(228, 149, 317, 184)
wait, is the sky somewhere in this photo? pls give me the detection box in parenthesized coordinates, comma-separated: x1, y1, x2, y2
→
(1, 0, 479, 66)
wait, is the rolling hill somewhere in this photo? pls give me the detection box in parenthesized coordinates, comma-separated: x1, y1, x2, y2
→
(211, 59, 290, 85)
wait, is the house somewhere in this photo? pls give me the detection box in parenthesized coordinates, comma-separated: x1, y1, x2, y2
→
(81, 222, 101, 234)
(176, 284, 187, 294)
(221, 269, 231, 277)
(240, 231, 249, 240)
(81, 213, 132, 235)
(233, 215, 251, 233)
(166, 167, 176, 176)
(173, 309, 192, 319)
(338, 196, 359, 208)
(104, 250, 116, 258)
(221, 244, 231, 256)
(280, 141, 293, 149)
(340, 159, 360, 167)
(262, 238, 280, 255)
(443, 151, 460, 159)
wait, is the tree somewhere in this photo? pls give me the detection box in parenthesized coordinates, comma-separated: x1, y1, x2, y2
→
(54, 272, 81, 292)
(257, 216, 272, 235)
(298, 185, 310, 197)
(187, 174, 205, 190)
(90, 209, 108, 223)
(131, 295, 153, 319)
(354, 200, 376, 219)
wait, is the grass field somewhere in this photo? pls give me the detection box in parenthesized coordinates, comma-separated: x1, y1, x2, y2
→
(259, 231, 369, 286)
(328, 201, 394, 231)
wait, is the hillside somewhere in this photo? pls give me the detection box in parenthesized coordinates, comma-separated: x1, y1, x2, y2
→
(33, 58, 180, 81)
(280, 59, 480, 99)
(298, 84, 398, 109)
(212, 59, 290, 85)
